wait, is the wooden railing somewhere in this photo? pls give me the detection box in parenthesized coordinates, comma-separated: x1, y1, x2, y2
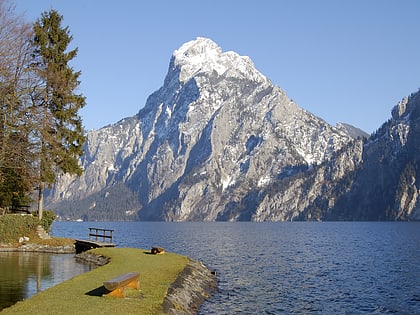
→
(88, 227, 114, 244)
(9, 204, 31, 214)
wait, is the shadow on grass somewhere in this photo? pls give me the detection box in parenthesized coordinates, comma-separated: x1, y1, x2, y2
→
(86, 286, 143, 300)
(86, 285, 108, 297)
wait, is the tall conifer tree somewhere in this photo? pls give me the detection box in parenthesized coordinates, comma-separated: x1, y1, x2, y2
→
(31, 10, 85, 219)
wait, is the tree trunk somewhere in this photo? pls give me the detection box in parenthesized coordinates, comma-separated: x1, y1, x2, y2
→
(38, 181, 44, 220)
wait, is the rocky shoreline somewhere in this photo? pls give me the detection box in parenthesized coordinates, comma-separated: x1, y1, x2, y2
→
(0, 243, 75, 253)
(163, 258, 217, 315)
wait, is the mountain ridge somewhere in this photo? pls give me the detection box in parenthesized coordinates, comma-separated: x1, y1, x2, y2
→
(46, 37, 419, 221)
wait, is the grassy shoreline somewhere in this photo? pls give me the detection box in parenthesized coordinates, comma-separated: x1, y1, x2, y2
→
(1, 215, 217, 313)
(1, 247, 189, 314)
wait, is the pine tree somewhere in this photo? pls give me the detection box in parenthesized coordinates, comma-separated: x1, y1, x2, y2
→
(30, 10, 86, 219)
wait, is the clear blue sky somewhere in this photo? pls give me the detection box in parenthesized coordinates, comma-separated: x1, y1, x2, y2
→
(15, 0, 420, 133)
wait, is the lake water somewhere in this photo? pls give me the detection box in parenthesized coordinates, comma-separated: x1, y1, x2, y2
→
(0, 251, 96, 310)
(49, 221, 420, 314)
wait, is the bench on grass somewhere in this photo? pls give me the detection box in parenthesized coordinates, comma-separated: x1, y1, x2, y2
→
(103, 272, 140, 298)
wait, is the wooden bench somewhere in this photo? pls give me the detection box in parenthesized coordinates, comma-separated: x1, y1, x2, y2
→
(103, 272, 140, 298)
(151, 246, 165, 255)
(9, 204, 31, 214)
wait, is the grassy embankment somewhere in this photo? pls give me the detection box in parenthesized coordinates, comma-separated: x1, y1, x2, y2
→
(0, 215, 188, 314)
(0, 213, 73, 247)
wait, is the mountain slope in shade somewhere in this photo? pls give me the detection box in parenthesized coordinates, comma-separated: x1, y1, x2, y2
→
(253, 90, 420, 221)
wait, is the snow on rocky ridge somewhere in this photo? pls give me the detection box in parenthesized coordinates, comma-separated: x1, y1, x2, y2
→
(47, 37, 365, 221)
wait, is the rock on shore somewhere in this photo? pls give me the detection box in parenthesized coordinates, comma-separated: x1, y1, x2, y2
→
(74, 251, 110, 266)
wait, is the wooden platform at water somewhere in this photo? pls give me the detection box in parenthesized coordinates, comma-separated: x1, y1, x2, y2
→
(75, 228, 116, 253)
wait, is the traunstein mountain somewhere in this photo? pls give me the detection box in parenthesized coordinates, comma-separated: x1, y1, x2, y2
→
(46, 37, 419, 221)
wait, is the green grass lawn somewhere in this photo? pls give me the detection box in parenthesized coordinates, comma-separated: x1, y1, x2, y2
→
(2, 247, 188, 315)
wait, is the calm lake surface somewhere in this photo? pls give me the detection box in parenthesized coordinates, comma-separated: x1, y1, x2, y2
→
(0, 251, 96, 311)
(49, 221, 420, 314)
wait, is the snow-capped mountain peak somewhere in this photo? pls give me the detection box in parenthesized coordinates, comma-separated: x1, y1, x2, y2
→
(171, 37, 266, 83)
(46, 37, 369, 222)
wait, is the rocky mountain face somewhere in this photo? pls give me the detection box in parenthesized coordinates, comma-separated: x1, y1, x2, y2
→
(318, 92, 420, 221)
(46, 37, 420, 221)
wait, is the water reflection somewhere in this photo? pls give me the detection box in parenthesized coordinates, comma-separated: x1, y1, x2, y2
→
(0, 252, 96, 311)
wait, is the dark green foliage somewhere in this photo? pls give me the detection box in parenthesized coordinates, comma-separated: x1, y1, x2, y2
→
(31, 9, 86, 182)
(33, 210, 56, 232)
(0, 166, 32, 208)
(30, 9, 86, 219)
